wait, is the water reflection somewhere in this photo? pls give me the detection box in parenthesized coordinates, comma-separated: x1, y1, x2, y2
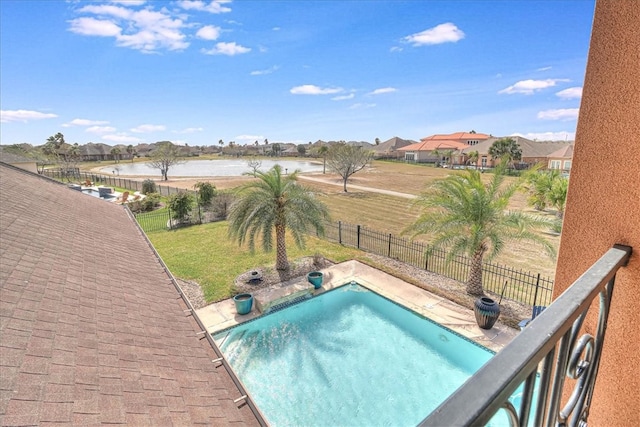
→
(100, 159, 323, 177)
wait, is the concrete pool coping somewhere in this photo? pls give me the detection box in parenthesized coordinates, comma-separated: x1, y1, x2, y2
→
(195, 260, 518, 353)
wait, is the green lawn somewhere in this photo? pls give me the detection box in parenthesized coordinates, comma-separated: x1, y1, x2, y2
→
(146, 221, 365, 302)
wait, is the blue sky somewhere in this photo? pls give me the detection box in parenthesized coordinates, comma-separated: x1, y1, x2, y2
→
(1, 0, 595, 147)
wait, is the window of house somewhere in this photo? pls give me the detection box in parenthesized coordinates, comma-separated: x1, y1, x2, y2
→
(550, 160, 561, 169)
(564, 160, 572, 170)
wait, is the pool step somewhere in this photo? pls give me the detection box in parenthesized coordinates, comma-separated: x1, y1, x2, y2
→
(254, 279, 313, 314)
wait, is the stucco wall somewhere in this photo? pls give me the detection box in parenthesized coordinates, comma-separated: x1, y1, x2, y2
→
(553, 1, 640, 425)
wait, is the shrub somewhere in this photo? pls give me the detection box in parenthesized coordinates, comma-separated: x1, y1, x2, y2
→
(127, 192, 162, 214)
(211, 191, 235, 220)
(142, 179, 156, 195)
(168, 191, 194, 221)
(194, 181, 216, 207)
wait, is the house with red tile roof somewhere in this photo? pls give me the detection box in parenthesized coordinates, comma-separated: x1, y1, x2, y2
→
(0, 163, 263, 426)
(398, 132, 490, 163)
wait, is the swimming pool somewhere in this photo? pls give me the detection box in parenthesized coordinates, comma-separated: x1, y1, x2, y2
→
(214, 283, 518, 426)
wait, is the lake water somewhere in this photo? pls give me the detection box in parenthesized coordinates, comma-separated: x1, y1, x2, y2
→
(100, 159, 324, 177)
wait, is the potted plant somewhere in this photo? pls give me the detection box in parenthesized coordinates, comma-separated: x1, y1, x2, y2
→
(233, 293, 254, 315)
(307, 271, 324, 289)
(474, 296, 501, 329)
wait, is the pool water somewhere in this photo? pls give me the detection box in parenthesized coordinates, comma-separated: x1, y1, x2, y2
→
(214, 284, 517, 426)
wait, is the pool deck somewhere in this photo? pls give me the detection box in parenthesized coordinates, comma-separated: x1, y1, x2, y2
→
(195, 260, 519, 353)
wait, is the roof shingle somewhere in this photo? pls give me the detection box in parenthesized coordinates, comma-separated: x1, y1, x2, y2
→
(0, 164, 261, 426)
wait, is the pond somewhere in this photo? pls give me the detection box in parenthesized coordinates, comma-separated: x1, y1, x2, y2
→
(100, 159, 324, 177)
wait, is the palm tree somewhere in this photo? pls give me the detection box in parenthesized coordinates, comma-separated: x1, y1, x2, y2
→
(318, 146, 329, 173)
(405, 166, 555, 296)
(488, 137, 522, 170)
(228, 165, 330, 271)
(467, 150, 479, 169)
(126, 144, 135, 162)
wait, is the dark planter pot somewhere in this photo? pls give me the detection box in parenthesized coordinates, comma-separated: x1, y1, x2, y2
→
(474, 297, 501, 330)
(233, 293, 254, 315)
(307, 271, 324, 289)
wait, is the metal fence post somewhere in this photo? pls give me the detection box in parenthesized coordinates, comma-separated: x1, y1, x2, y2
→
(338, 221, 342, 244)
(357, 225, 361, 249)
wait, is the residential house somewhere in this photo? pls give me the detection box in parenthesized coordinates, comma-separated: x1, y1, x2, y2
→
(547, 144, 574, 172)
(371, 136, 416, 159)
(398, 132, 490, 163)
(0, 149, 38, 174)
(0, 163, 263, 425)
(461, 136, 573, 169)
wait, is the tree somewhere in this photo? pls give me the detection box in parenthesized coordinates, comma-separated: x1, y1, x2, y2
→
(228, 165, 330, 271)
(110, 147, 121, 163)
(405, 166, 555, 296)
(488, 137, 522, 170)
(317, 145, 329, 174)
(247, 157, 262, 176)
(58, 143, 81, 182)
(297, 144, 307, 156)
(522, 169, 559, 211)
(431, 148, 441, 166)
(126, 144, 135, 162)
(467, 150, 479, 169)
(194, 181, 217, 207)
(548, 175, 569, 219)
(271, 143, 282, 157)
(148, 143, 185, 181)
(375, 137, 381, 145)
(219, 139, 224, 147)
(325, 143, 373, 192)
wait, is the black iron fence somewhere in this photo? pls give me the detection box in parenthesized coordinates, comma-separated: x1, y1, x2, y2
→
(324, 221, 554, 307)
(133, 209, 554, 306)
(42, 169, 191, 197)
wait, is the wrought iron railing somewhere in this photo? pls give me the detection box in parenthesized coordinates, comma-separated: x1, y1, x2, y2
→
(420, 244, 632, 427)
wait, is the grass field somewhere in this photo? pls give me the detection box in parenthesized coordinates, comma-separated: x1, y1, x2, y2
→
(86, 157, 560, 281)
(147, 221, 368, 302)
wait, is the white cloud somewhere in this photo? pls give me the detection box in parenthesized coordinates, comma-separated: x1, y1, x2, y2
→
(86, 126, 116, 134)
(177, 0, 232, 14)
(332, 93, 355, 101)
(176, 127, 204, 134)
(131, 124, 166, 133)
(537, 108, 580, 121)
(537, 66, 552, 71)
(368, 87, 396, 95)
(290, 85, 342, 95)
(68, 17, 122, 37)
(196, 25, 221, 40)
(404, 23, 465, 46)
(69, 5, 189, 53)
(390, 46, 403, 52)
(102, 133, 144, 143)
(250, 65, 279, 75)
(202, 42, 250, 55)
(349, 103, 376, 109)
(62, 118, 109, 127)
(1, 109, 58, 123)
(556, 87, 583, 99)
(499, 79, 569, 95)
(110, 1, 147, 5)
(512, 131, 575, 141)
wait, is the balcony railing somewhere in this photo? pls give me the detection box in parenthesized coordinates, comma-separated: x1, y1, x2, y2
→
(420, 244, 632, 427)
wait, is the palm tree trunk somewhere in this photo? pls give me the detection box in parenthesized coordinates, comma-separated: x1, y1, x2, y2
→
(275, 224, 289, 271)
(466, 248, 485, 296)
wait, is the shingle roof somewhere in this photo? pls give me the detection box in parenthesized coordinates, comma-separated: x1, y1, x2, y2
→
(0, 164, 261, 426)
(547, 144, 574, 159)
(461, 136, 573, 158)
(420, 132, 490, 142)
(372, 137, 417, 153)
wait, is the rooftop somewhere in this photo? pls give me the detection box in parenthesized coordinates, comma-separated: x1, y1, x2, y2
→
(0, 163, 260, 426)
